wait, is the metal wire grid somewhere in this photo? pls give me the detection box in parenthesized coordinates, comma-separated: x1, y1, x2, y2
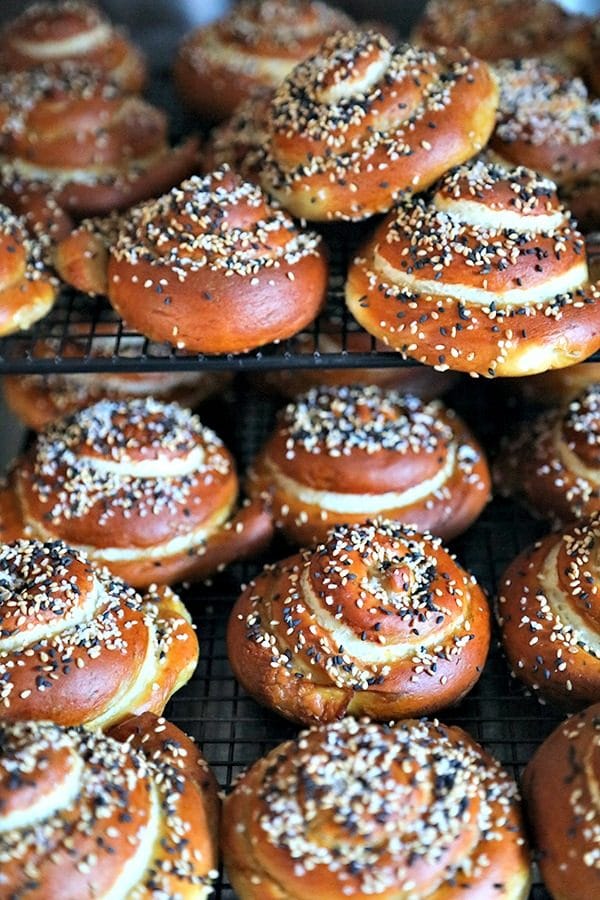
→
(163, 383, 561, 899)
(0, 229, 598, 374)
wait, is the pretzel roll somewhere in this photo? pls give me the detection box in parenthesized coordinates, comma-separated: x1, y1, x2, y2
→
(174, 0, 354, 121)
(0, 716, 219, 898)
(223, 716, 531, 900)
(523, 702, 600, 900)
(4, 397, 273, 588)
(413, 0, 589, 72)
(0, 1, 146, 92)
(502, 385, 600, 523)
(2, 325, 232, 431)
(58, 167, 327, 354)
(260, 31, 498, 222)
(0, 66, 199, 227)
(0, 538, 198, 727)
(514, 363, 600, 406)
(204, 87, 272, 183)
(491, 59, 600, 229)
(347, 159, 600, 377)
(0, 202, 57, 335)
(229, 519, 490, 724)
(248, 385, 490, 546)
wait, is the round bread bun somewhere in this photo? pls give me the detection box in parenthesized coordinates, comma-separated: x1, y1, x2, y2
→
(498, 514, 600, 707)
(0, 397, 273, 588)
(522, 701, 600, 900)
(0, 715, 219, 898)
(0, 538, 198, 728)
(55, 166, 328, 355)
(248, 384, 490, 546)
(228, 519, 490, 724)
(0, 202, 57, 335)
(490, 58, 600, 230)
(0, 65, 199, 229)
(3, 324, 232, 431)
(174, 0, 354, 121)
(0, 1, 146, 92)
(501, 384, 600, 523)
(260, 30, 499, 221)
(346, 158, 600, 377)
(413, 0, 590, 72)
(222, 716, 531, 900)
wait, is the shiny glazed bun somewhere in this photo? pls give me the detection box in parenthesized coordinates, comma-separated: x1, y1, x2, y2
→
(0, 715, 219, 898)
(0, 1, 146, 92)
(523, 702, 600, 900)
(174, 0, 354, 120)
(502, 384, 600, 523)
(0, 397, 273, 588)
(228, 519, 490, 724)
(491, 59, 600, 228)
(0, 539, 198, 728)
(498, 515, 600, 707)
(0, 66, 198, 230)
(248, 385, 490, 546)
(413, 0, 589, 71)
(56, 167, 327, 354)
(347, 159, 600, 377)
(0, 202, 57, 335)
(2, 325, 232, 431)
(260, 31, 498, 221)
(204, 87, 272, 183)
(222, 716, 531, 900)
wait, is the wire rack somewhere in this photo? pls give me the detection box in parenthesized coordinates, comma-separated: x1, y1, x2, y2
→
(1, 228, 598, 374)
(160, 381, 561, 900)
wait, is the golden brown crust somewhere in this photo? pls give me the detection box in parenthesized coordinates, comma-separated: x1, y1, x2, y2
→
(501, 385, 600, 523)
(0, 1, 146, 92)
(248, 385, 490, 545)
(228, 519, 490, 724)
(346, 159, 600, 377)
(57, 167, 327, 355)
(0, 66, 199, 228)
(0, 717, 219, 898)
(0, 202, 57, 336)
(174, 0, 354, 120)
(0, 539, 198, 728)
(260, 32, 499, 221)
(491, 59, 600, 230)
(0, 397, 273, 588)
(203, 87, 272, 182)
(222, 716, 531, 900)
(522, 702, 600, 900)
(498, 516, 600, 707)
(413, 0, 590, 71)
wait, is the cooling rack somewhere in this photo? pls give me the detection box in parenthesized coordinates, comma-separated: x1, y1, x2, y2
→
(1, 229, 598, 374)
(163, 381, 561, 899)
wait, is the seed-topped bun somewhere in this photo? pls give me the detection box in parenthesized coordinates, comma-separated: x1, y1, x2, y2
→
(0, 715, 219, 899)
(523, 702, 600, 900)
(0, 397, 273, 587)
(0, 202, 57, 335)
(0, 65, 198, 232)
(174, 0, 354, 121)
(413, 0, 589, 72)
(0, 539, 198, 728)
(491, 59, 600, 228)
(56, 167, 327, 354)
(2, 324, 232, 431)
(0, 1, 146, 91)
(260, 31, 498, 222)
(222, 716, 531, 900)
(228, 519, 490, 724)
(347, 159, 600, 377)
(204, 87, 272, 183)
(248, 384, 490, 545)
(498, 514, 600, 707)
(501, 384, 600, 523)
